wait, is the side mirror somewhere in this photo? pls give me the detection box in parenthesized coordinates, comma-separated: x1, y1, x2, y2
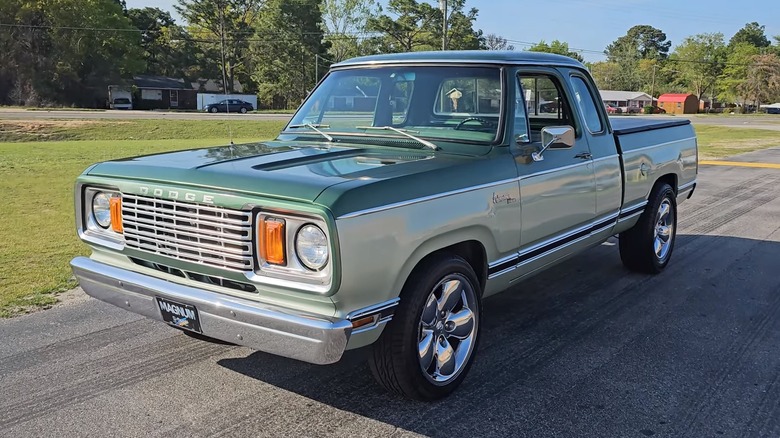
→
(532, 126, 575, 162)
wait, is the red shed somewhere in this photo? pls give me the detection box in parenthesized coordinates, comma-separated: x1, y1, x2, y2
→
(657, 93, 699, 114)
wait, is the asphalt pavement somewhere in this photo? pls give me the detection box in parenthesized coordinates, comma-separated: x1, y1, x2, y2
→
(2, 149, 780, 437)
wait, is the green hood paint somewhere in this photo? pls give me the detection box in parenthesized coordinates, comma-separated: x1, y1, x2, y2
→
(88, 140, 519, 216)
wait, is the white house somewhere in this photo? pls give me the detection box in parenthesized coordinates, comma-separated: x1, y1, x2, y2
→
(599, 90, 653, 112)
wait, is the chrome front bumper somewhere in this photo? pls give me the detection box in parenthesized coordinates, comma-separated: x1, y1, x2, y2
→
(70, 257, 353, 365)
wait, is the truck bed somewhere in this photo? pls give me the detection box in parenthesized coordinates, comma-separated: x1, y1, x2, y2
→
(609, 117, 691, 135)
(609, 116, 698, 217)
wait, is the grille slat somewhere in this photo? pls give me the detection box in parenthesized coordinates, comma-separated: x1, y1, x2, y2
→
(122, 194, 253, 272)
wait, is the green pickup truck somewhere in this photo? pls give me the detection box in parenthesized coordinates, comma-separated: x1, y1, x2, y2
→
(71, 51, 697, 400)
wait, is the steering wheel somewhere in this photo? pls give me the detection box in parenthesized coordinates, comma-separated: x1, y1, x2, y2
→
(455, 117, 493, 130)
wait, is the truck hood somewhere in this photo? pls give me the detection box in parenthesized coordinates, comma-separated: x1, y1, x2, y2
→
(87, 141, 506, 211)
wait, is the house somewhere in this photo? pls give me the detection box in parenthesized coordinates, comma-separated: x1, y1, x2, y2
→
(131, 75, 198, 110)
(658, 93, 699, 114)
(599, 90, 653, 113)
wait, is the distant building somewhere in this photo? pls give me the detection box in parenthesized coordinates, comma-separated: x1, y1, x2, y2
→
(599, 90, 653, 113)
(131, 75, 197, 110)
(658, 94, 699, 114)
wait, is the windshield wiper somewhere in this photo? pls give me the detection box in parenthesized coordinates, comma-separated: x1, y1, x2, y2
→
(356, 126, 439, 150)
(287, 123, 334, 142)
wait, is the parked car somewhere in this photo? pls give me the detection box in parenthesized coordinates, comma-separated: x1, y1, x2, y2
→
(110, 97, 132, 110)
(205, 99, 254, 113)
(70, 51, 698, 401)
(605, 103, 622, 114)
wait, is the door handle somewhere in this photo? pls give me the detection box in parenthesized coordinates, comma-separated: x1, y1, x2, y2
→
(574, 152, 592, 160)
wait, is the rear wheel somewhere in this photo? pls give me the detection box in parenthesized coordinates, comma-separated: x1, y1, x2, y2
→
(619, 183, 677, 274)
(368, 254, 481, 400)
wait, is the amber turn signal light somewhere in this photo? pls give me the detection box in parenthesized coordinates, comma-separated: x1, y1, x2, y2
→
(109, 197, 123, 233)
(260, 218, 286, 265)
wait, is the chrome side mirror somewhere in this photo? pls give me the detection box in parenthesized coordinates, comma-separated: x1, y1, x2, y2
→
(532, 126, 575, 162)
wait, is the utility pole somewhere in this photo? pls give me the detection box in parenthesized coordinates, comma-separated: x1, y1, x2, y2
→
(439, 0, 448, 51)
(650, 62, 657, 104)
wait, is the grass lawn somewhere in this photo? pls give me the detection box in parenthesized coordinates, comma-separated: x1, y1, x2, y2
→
(0, 118, 285, 317)
(694, 125, 780, 159)
(0, 119, 777, 317)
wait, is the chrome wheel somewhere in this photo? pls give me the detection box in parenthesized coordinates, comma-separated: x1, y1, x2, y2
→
(417, 274, 478, 385)
(654, 198, 674, 261)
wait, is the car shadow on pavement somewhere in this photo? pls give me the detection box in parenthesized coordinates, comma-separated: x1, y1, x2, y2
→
(217, 235, 780, 437)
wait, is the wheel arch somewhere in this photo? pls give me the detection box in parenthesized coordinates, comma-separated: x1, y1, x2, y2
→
(393, 228, 493, 298)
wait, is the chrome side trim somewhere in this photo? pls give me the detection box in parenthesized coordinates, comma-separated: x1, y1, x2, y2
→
(591, 154, 620, 163)
(518, 160, 591, 180)
(337, 178, 518, 219)
(678, 180, 696, 192)
(617, 210, 643, 223)
(621, 137, 696, 155)
(71, 256, 351, 365)
(619, 200, 648, 219)
(346, 298, 400, 335)
(488, 212, 619, 279)
(346, 298, 400, 321)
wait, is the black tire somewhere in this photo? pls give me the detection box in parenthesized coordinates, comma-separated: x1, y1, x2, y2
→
(209, 107, 218, 113)
(239, 107, 248, 114)
(368, 254, 482, 401)
(619, 182, 677, 274)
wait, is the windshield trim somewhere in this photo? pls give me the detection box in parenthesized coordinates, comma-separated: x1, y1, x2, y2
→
(286, 64, 508, 147)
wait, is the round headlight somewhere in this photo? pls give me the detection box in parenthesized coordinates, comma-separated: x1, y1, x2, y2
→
(91, 192, 112, 228)
(295, 224, 329, 270)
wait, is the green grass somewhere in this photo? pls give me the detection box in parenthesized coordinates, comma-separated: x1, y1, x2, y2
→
(694, 125, 780, 159)
(0, 119, 286, 142)
(0, 118, 285, 317)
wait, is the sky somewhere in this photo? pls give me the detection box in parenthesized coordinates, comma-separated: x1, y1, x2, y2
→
(125, 0, 780, 62)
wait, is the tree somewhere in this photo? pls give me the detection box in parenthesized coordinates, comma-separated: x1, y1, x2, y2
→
(606, 25, 671, 61)
(527, 40, 583, 62)
(0, 0, 144, 106)
(252, 0, 329, 109)
(482, 34, 514, 51)
(128, 8, 197, 78)
(365, 0, 482, 53)
(320, 0, 378, 63)
(729, 22, 771, 49)
(668, 33, 727, 100)
(176, 0, 263, 93)
(739, 54, 780, 107)
(718, 42, 760, 104)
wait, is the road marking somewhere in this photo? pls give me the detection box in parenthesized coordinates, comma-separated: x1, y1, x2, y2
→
(700, 160, 780, 169)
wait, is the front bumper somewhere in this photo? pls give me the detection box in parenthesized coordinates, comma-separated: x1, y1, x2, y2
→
(70, 257, 352, 364)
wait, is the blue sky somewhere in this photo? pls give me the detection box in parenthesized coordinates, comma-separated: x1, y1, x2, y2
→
(125, 0, 780, 62)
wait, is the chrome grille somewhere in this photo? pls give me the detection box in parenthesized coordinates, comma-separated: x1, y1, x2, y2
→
(122, 194, 253, 271)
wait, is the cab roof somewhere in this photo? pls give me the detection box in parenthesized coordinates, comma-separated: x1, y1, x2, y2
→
(333, 50, 586, 69)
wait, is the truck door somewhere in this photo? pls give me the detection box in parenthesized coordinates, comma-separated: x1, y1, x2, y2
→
(514, 71, 597, 252)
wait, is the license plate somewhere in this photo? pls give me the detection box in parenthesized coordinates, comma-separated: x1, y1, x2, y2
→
(156, 297, 202, 333)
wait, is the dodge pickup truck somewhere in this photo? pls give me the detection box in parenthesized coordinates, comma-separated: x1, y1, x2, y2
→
(71, 51, 697, 400)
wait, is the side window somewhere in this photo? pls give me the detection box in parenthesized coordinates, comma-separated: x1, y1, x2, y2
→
(518, 74, 575, 133)
(570, 76, 604, 133)
(514, 77, 530, 143)
(434, 77, 501, 115)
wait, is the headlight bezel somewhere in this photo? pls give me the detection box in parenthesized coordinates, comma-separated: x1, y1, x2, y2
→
(79, 185, 125, 250)
(252, 211, 333, 293)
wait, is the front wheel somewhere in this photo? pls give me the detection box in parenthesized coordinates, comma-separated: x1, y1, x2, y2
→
(619, 183, 677, 274)
(209, 107, 218, 113)
(368, 255, 481, 400)
(239, 107, 248, 114)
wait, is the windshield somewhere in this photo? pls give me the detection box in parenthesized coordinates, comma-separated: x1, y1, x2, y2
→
(286, 66, 503, 146)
